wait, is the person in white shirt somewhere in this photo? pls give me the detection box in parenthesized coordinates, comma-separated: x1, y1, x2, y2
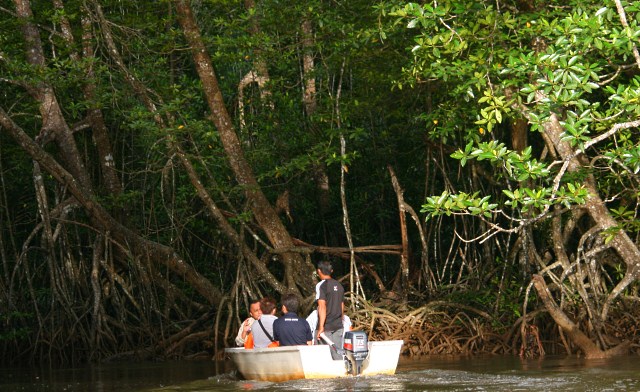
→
(252, 297, 278, 348)
(306, 310, 351, 341)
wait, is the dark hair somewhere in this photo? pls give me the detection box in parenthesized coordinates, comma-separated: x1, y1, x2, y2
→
(281, 293, 299, 313)
(317, 260, 333, 276)
(250, 298, 261, 305)
(260, 297, 277, 314)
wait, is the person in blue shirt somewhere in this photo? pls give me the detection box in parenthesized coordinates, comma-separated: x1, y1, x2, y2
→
(273, 293, 313, 346)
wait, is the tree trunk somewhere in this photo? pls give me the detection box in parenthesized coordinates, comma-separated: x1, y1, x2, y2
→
(237, 0, 273, 132)
(79, 10, 123, 197)
(532, 275, 629, 358)
(542, 112, 640, 318)
(53, 0, 123, 197)
(388, 166, 410, 299)
(511, 117, 528, 152)
(0, 108, 225, 306)
(174, 0, 314, 294)
(301, 18, 317, 115)
(5, 0, 225, 308)
(300, 16, 332, 235)
(14, 0, 93, 192)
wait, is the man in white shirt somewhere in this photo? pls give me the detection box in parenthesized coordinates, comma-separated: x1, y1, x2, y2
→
(306, 310, 351, 340)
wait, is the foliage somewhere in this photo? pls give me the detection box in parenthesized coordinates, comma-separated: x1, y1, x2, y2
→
(0, 311, 32, 341)
(2, 0, 640, 363)
(388, 0, 640, 236)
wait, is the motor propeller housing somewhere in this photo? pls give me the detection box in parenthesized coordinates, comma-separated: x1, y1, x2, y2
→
(343, 331, 369, 375)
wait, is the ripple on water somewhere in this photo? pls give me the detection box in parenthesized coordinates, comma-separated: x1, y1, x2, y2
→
(392, 364, 640, 392)
(32, 356, 640, 392)
(388, 369, 575, 391)
(145, 366, 640, 392)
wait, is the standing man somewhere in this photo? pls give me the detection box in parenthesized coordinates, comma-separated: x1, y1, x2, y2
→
(273, 293, 312, 346)
(315, 260, 345, 359)
(235, 298, 262, 347)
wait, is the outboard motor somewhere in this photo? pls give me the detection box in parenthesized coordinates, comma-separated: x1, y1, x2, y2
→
(343, 331, 369, 375)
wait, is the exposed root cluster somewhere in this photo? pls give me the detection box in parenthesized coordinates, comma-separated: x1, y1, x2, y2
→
(345, 298, 640, 358)
(349, 299, 511, 357)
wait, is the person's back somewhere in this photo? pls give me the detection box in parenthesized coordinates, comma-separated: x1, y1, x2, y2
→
(273, 293, 312, 346)
(315, 260, 345, 359)
(317, 277, 344, 332)
(252, 297, 278, 348)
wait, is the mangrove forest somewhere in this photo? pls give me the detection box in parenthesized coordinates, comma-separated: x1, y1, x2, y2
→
(1, 0, 640, 365)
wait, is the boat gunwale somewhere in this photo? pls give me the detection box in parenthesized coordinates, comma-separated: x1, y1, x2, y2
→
(225, 340, 404, 381)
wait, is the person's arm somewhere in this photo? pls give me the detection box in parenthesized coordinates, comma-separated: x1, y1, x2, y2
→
(273, 320, 280, 344)
(235, 318, 253, 346)
(316, 299, 327, 340)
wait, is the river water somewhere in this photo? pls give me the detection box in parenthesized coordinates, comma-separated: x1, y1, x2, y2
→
(1, 354, 639, 391)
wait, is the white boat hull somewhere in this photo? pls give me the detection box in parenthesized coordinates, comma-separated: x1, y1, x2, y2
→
(225, 340, 403, 382)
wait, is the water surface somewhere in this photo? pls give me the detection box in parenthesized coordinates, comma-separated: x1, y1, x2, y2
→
(2, 354, 639, 391)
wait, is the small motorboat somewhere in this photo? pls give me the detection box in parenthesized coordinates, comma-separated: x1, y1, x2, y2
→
(225, 331, 403, 382)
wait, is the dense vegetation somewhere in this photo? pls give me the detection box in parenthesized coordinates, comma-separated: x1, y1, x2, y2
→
(1, 0, 640, 364)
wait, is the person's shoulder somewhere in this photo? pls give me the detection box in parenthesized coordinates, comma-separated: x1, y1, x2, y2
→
(300, 318, 312, 329)
(328, 278, 344, 289)
(317, 279, 328, 299)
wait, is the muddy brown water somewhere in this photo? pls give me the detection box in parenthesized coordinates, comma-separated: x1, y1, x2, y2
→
(1, 354, 639, 391)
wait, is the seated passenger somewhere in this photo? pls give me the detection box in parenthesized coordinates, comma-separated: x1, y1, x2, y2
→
(307, 310, 352, 343)
(251, 297, 278, 348)
(273, 293, 312, 346)
(235, 298, 262, 347)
